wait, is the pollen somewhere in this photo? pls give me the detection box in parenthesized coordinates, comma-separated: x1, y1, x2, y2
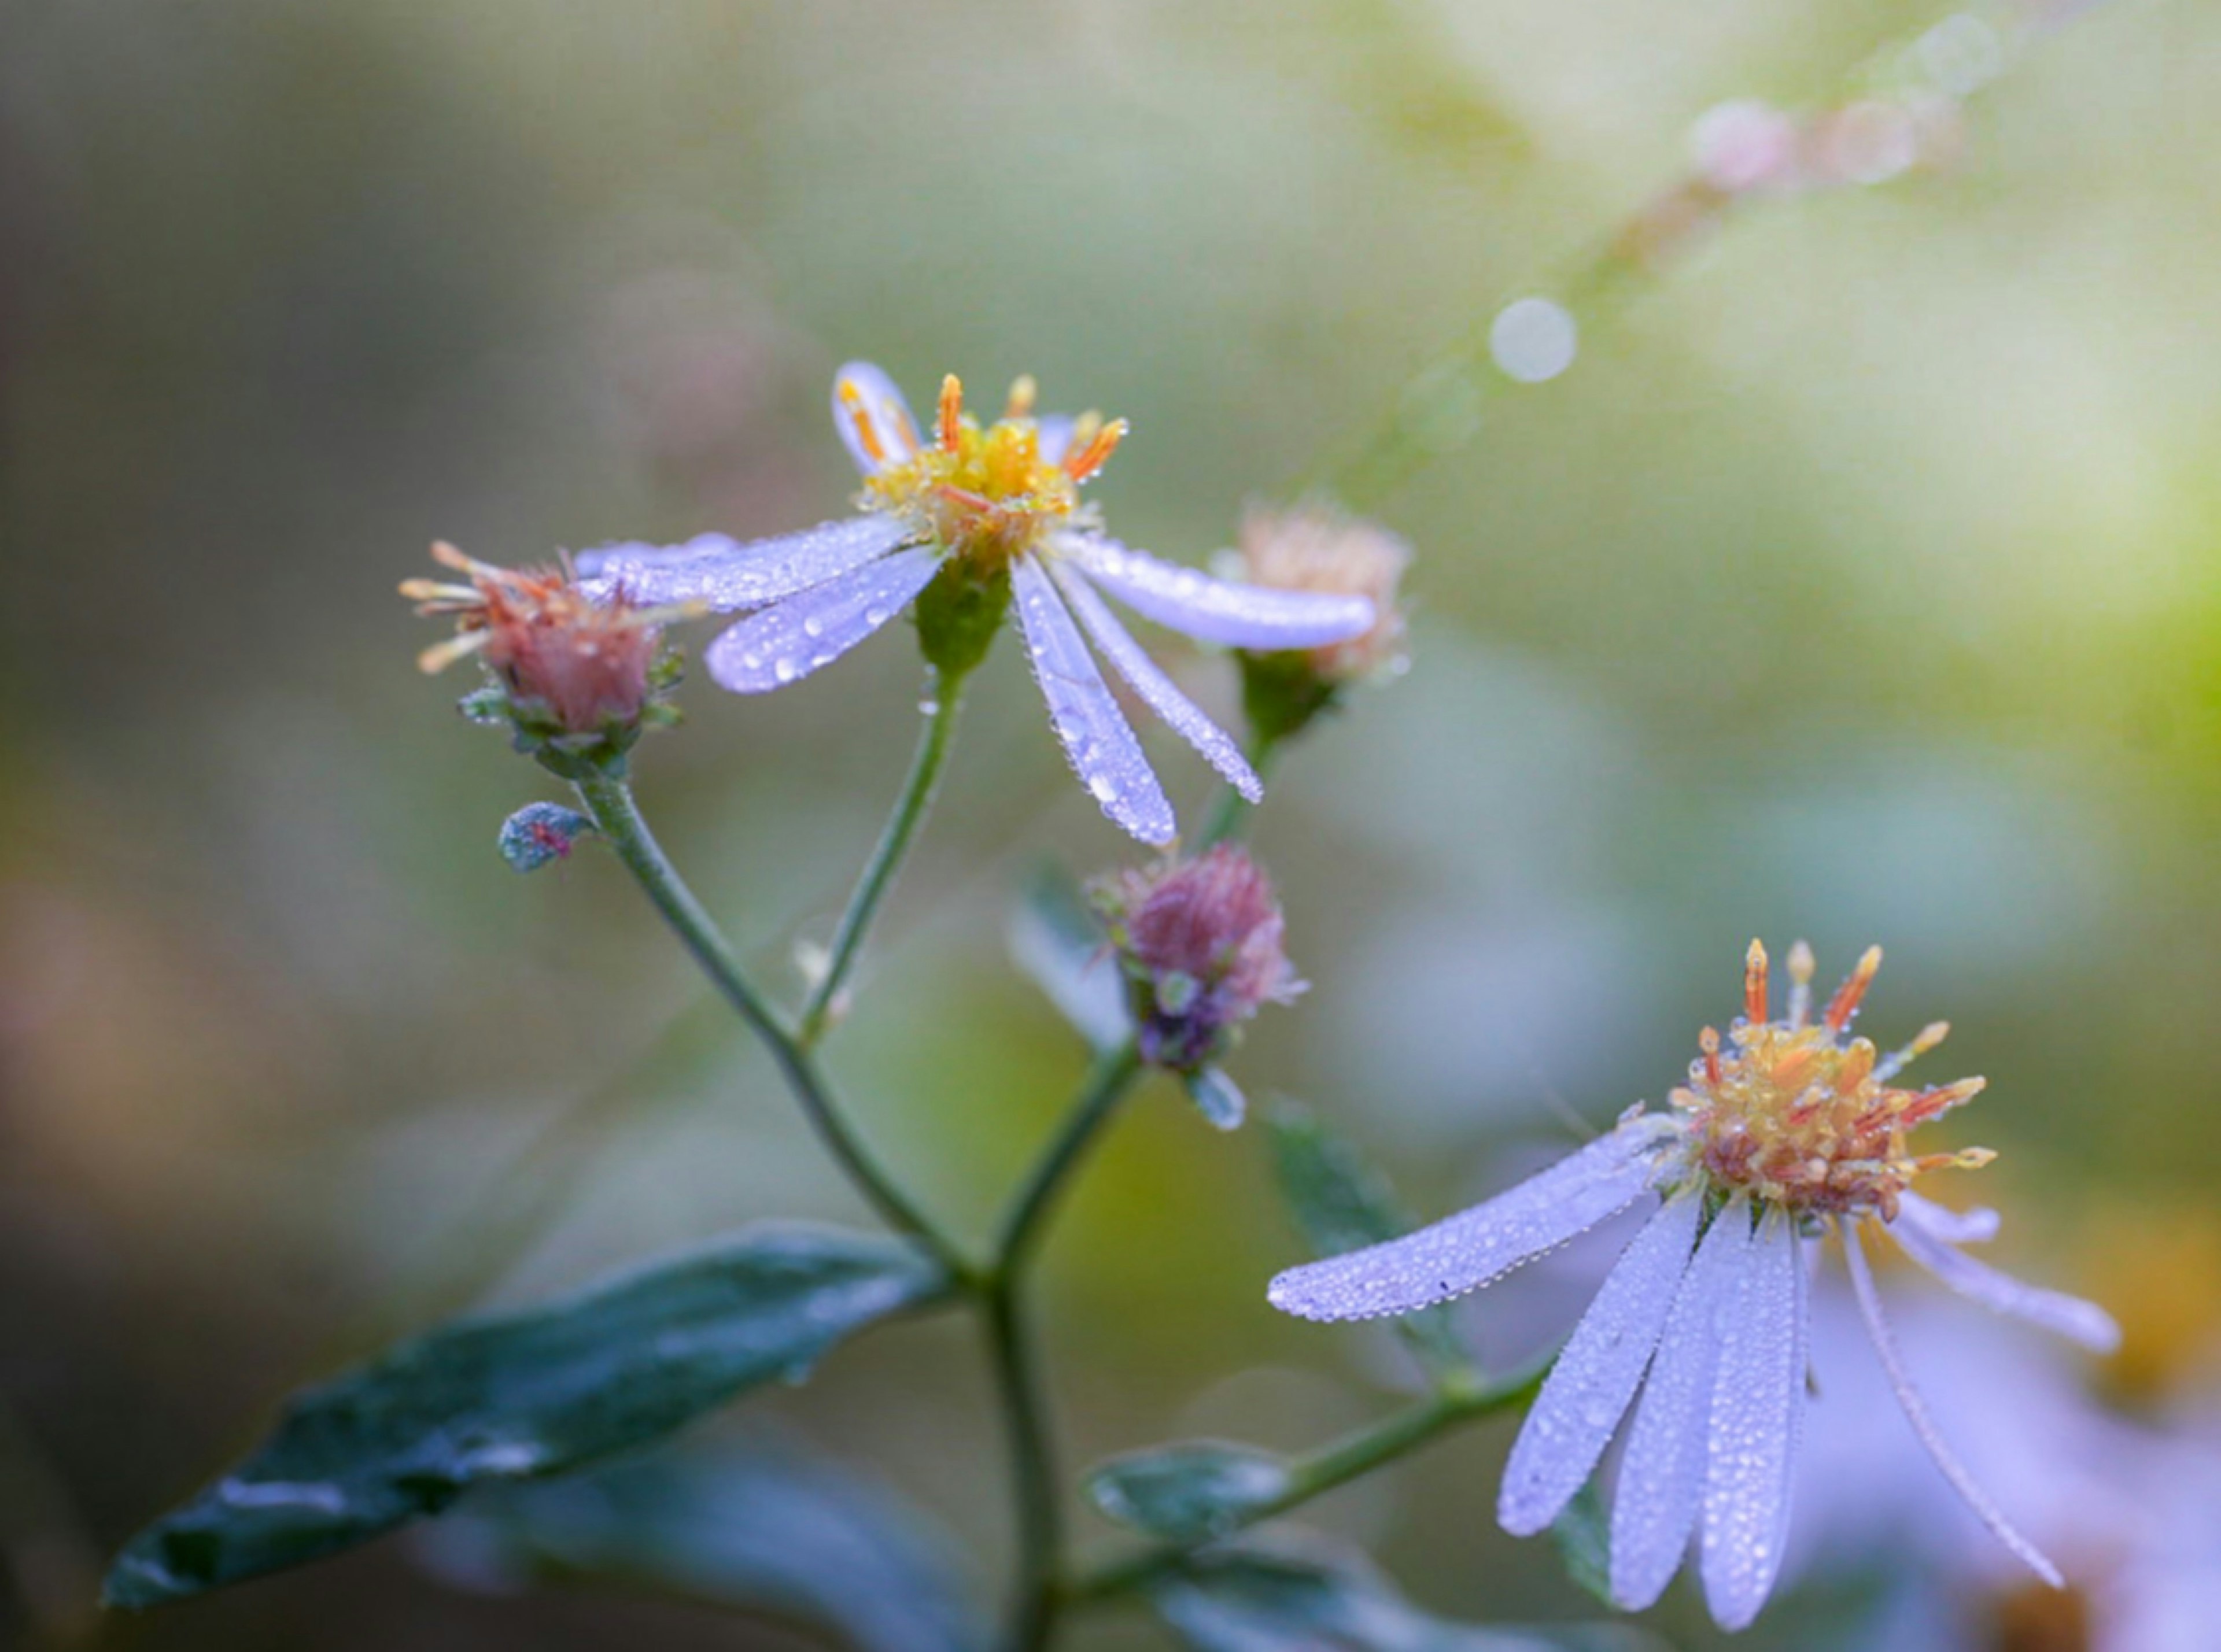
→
(1669, 941, 1993, 1221)
(861, 372, 1118, 564)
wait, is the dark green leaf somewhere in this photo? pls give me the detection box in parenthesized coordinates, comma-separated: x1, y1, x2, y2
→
(1152, 1532, 1659, 1651)
(1008, 862, 1130, 1052)
(105, 1224, 947, 1609)
(1266, 1103, 1470, 1378)
(1549, 1482, 1613, 1607)
(443, 1433, 986, 1652)
(1086, 1442, 1293, 1541)
(1153, 1533, 1661, 1652)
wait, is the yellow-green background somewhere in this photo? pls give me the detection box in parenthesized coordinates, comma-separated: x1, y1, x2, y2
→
(3, 1, 2216, 1647)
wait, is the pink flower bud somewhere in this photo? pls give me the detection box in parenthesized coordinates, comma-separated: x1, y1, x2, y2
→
(1094, 845, 1305, 1071)
(1233, 504, 1411, 686)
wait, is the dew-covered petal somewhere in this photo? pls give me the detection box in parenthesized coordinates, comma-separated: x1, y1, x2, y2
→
(1889, 1202, 2120, 1354)
(831, 361, 923, 475)
(1610, 1199, 1753, 1613)
(1700, 1212, 1807, 1631)
(1841, 1219, 2065, 1587)
(580, 516, 914, 615)
(1009, 555, 1176, 846)
(1267, 1117, 1676, 1324)
(1057, 533, 1375, 650)
(1897, 1191, 2001, 1247)
(1049, 562, 1261, 803)
(704, 545, 944, 694)
(1499, 1193, 1702, 1537)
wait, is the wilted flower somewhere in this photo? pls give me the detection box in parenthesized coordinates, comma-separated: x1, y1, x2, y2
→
(1228, 502, 1411, 745)
(1269, 940, 2119, 1632)
(577, 364, 1375, 845)
(1094, 845, 1304, 1126)
(403, 541, 687, 766)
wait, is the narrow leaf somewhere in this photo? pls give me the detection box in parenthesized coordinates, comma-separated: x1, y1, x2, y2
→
(1007, 861, 1131, 1052)
(1151, 1532, 1660, 1651)
(1086, 1443, 1294, 1542)
(1265, 1103, 1470, 1377)
(445, 1434, 987, 1652)
(105, 1224, 947, 1608)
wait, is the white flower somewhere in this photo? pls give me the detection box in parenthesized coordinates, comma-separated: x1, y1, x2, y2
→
(1268, 940, 2121, 1632)
(576, 363, 1374, 845)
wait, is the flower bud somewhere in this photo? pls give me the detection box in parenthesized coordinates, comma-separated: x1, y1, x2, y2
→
(403, 542, 687, 774)
(1228, 502, 1410, 746)
(1092, 845, 1305, 1085)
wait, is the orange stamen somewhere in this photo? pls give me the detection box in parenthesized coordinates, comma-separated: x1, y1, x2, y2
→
(938, 374, 964, 453)
(1824, 945, 1883, 1033)
(1700, 1025, 1722, 1088)
(1745, 938, 1769, 1025)
(1005, 374, 1038, 419)
(1062, 416, 1127, 482)
(838, 379, 888, 465)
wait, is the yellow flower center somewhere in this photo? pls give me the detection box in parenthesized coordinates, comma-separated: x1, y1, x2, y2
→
(1670, 941, 1993, 1220)
(854, 374, 1126, 565)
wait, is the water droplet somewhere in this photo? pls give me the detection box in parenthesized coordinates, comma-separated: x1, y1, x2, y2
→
(802, 616, 825, 638)
(774, 658, 799, 683)
(1490, 297, 1579, 383)
(1090, 775, 1119, 803)
(918, 698, 939, 716)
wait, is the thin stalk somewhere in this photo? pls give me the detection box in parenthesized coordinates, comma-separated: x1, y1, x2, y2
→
(1194, 737, 1278, 849)
(799, 672, 967, 1048)
(993, 1039, 1145, 1272)
(1062, 1351, 1552, 1606)
(983, 1281, 1063, 1651)
(571, 766, 972, 1278)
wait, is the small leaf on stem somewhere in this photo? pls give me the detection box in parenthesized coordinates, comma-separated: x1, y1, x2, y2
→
(1086, 1443, 1293, 1541)
(105, 1225, 946, 1609)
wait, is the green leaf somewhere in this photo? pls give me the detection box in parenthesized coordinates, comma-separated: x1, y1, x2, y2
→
(1549, 1482, 1613, 1607)
(105, 1224, 947, 1609)
(1086, 1442, 1294, 1541)
(447, 1433, 986, 1652)
(1150, 1532, 1658, 1651)
(1007, 861, 1131, 1052)
(1265, 1103, 1471, 1378)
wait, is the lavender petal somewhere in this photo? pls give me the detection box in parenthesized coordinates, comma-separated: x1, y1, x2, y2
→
(1896, 1191, 2001, 1247)
(831, 360, 923, 475)
(1842, 1219, 2065, 1587)
(1267, 1117, 1675, 1324)
(1049, 563, 1261, 803)
(581, 516, 914, 614)
(1700, 1213, 1807, 1631)
(1890, 1202, 2121, 1354)
(1610, 1199, 1753, 1613)
(1498, 1193, 1702, 1537)
(1009, 555, 1177, 846)
(1057, 532, 1375, 650)
(704, 545, 944, 694)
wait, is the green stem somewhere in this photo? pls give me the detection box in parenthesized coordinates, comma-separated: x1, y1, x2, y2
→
(983, 1280, 1063, 1651)
(1195, 738, 1279, 849)
(1064, 1351, 1551, 1606)
(799, 671, 967, 1048)
(993, 1039, 1145, 1272)
(572, 766, 972, 1278)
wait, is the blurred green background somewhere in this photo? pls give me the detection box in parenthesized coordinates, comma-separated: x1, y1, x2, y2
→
(3, 0, 2218, 1647)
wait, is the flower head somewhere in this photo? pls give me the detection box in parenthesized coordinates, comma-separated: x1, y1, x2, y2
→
(1268, 942, 2119, 1632)
(1238, 501, 1410, 665)
(1094, 844, 1305, 1076)
(577, 363, 1377, 845)
(402, 541, 685, 766)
